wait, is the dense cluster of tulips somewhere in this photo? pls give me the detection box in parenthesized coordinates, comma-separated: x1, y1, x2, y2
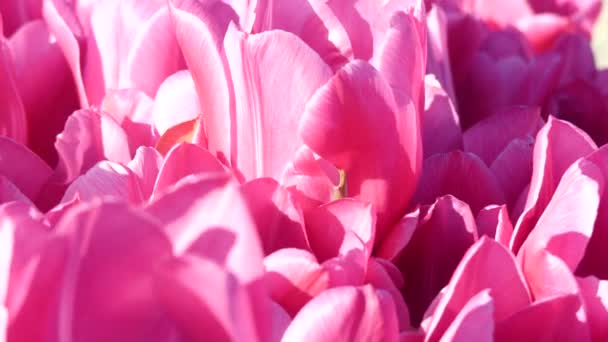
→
(1, 0, 607, 340)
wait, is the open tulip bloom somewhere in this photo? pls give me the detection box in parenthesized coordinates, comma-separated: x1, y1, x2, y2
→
(1, 0, 608, 341)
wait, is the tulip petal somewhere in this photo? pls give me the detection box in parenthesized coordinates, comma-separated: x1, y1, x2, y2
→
(145, 173, 264, 283)
(60, 161, 145, 205)
(414, 150, 505, 213)
(224, 24, 332, 180)
(53, 202, 174, 342)
(518, 158, 603, 272)
(54, 110, 132, 184)
(126, 146, 163, 200)
(152, 70, 201, 136)
(422, 75, 462, 158)
(281, 285, 399, 342)
(264, 248, 329, 316)
(439, 289, 494, 342)
(511, 117, 597, 254)
(424, 238, 530, 341)
(577, 276, 608, 341)
(300, 60, 419, 238)
(152, 142, 225, 197)
(0, 34, 27, 144)
(0, 137, 52, 202)
(156, 254, 261, 342)
(476, 205, 514, 244)
(396, 195, 477, 326)
(463, 106, 543, 166)
(241, 178, 309, 254)
(495, 294, 590, 342)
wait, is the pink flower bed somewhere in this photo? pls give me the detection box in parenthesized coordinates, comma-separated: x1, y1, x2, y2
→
(1, 0, 607, 340)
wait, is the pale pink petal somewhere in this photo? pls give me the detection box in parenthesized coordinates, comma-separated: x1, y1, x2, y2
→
(271, 301, 291, 342)
(100, 89, 157, 154)
(252, 0, 351, 68)
(123, 7, 184, 96)
(60, 161, 145, 205)
(0, 137, 52, 202)
(152, 70, 201, 136)
(168, 0, 233, 161)
(241, 178, 309, 254)
(511, 117, 597, 254)
(225, 23, 332, 180)
(264, 248, 329, 316)
(152, 142, 225, 197)
(414, 150, 505, 213)
(300, 60, 420, 238)
(521, 249, 580, 300)
(395, 195, 477, 326)
(54, 110, 132, 184)
(423, 238, 530, 341)
(281, 285, 399, 342)
(126, 146, 163, 200)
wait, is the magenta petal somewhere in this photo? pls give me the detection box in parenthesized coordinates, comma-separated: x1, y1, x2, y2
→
(152, 142, 225, 197)
(0, 137, 52, 202)
(305, 199, 376, 264)
(577, 276, 608, 341)
(156, 255, 262, 342)
(9, 20, 79, 166)
(396, 195, 477, 326)
(280, 146, 338, 211)
(52, 202, 174, 342)
(0, 34, 27, 144)
(224, 24, 332, 180)
(522, 249, 581, 301)
(439, 290, 495, 342)
(366, 257, 411, 330)
(518, 158, 603, 272)
(490, 137, 535, 210)
(281, 285, 399, 342)
(511, 117, 597, 253)
(54, 110, 132, 184)
(377, 209, 418, 261)
(263, 248, 329, 316)
(495, 294, 590, 342)
(145, 174, 264, 284)
(0, 176, 33, 205)
(424, 237, 530, 341)
(422, 75, 462, 158)
(476, 205, 514, 244)
(463, 106, 543, 166)
(241, 178, 309, 254)
(414, 150, 505, 213)
(300, 60, 420, 237)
